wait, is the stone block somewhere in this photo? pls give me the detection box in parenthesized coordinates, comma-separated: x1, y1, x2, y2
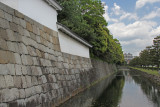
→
(15, 64, 22, 75)
(26, 66, 32, 75)
(10, 22, 18, 32)
(44, 53, 49, 59)
(36, 35, 41, 43)
(19, 89, 26, 99)
(4, 75, 14, 88)
(27, 37, 38, 48)
(0, 76, 6, 89)
(19, 19, 26, 28)
(6, 51, 16, 64)
(0, 9, 4, 18)
(18, 43, 28, 54)
(1, 88, 19, 102)
(35, 85, 42, 94)
(7, 64, 15, 75)
(32, 57, 39, 66)
(14, 53, 22, 64)
(21, 55, 33, 65)
(0, 38, 7, 50)
(24, 15, 34, 24)
(15, 10, 24, 19)
(57, 56, 63, 62)
(52, 83, 59, 90)
(0, 18, 9, 29)
(27, 46, 37, 56)
(23, 29, 30, 37)
(52, 30, 58, 37)
(31, 76, 38, 86)
(47, 74, 57, 83)
(4, 12, 12, 22)
(25, 76, 32, 88)
(63, 63, 69, 69)
(56, 62, 64, 69)
(25, 87, 33, 98)
(22, 36, 29, 45)
(31, 66, 42, 76)
(55, 45, 61, 52)
(0, 50, 8, 64)
(13, 76, 22, 88)
(0, 28, 8, 40)
(6, 29, 15, 41)
(21, 66, 27, 75)
(32, 25, 38, 34)
(41, 75, 47, 84)
(30, 32, 36, 41)
(48, 55, 56, 62)
(26, 21, 33, 32)
(17, 25, 24, 35)
(36, 49, 42, 58)
(21, 76, 27, 88)
(13, 16, 20, 25)
(7, 41, 19, 53)
(40, 59, 52, 67)
(41, 83, 49, 93)
(27, 55, 33, 65)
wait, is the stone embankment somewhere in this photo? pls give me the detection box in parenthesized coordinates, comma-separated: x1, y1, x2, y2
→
(130, 68, 160, 86)
(0, 2, 117, 107)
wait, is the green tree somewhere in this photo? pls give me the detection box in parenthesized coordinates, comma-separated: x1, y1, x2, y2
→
(139, 49, 150, 67)
(57, 0, 124, 64)
(152, 36, 160, 70)
(129, 57, 141, 67)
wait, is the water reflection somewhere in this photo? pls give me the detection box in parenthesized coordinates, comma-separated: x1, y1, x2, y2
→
(91, 74, 125, 107)
(130, 71, 160, 107)
(59, 70, 160, 107)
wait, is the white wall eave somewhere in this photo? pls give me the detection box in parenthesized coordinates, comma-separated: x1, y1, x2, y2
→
(44, 0, 62, 11)
(57, 23, 92, 48)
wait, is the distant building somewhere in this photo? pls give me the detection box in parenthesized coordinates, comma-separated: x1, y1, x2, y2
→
(124, 53, 133, 64)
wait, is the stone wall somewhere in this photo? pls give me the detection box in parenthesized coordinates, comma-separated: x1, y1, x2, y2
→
(130, 68, 160, 86)
(0, 2, 116, 107)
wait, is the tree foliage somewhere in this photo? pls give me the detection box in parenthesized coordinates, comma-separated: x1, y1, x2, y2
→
(57, 0, 124, 64)
(129, 36, 160, 70)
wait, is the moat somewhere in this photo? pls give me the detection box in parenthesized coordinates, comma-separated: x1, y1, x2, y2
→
(60, 70, 160, 107)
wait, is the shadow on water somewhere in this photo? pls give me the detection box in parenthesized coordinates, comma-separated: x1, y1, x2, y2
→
(91, 73, 125, 107)
(59, 70, 160, 107)
(59, 73, 125, 107)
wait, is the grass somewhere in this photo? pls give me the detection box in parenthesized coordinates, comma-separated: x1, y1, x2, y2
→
(130, 67, 160, 76)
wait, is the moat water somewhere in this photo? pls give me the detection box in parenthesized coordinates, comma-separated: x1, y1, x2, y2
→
(59, 70, 160, 107)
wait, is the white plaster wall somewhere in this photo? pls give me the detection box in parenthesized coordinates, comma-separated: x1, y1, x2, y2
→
(0, 0, 58, 31)
(58, 31, 90, 58)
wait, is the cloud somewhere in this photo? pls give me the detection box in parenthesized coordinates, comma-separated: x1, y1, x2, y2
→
(136, 0, 160, 9)
(112, 3, 123, 15)
(120, 13, 139, 21)
(108, 20, 159, 55)
(111, 3, 139, 21)
(150, 26, 160, 36)
(103, 3, 119, 23)
(108, 21, 157, 40)
(102, 1, 160, 55)
(142, 8, 160, 19)
(121, 39, 153, 56)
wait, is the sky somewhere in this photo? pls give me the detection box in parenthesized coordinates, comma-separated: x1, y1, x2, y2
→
(101, 0, 160, 56)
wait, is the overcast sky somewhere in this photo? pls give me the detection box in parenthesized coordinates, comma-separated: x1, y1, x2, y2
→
(102, 0, 160, 56)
